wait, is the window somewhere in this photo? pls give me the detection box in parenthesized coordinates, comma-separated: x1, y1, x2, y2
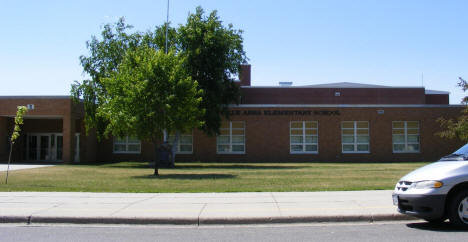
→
(168, 132, 193, 154)
(342, 121, 369, 153)
(217, 121, 245, 154)
(393, 121, 420, 153)
(113, 136, 141, 154)
(290, 121, 318, 153)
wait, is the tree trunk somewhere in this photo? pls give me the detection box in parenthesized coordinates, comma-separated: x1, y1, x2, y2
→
(5, 142, 13, 184)
(154, 143, 159, 176)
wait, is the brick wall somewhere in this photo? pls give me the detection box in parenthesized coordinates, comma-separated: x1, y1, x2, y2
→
(1, 97, 463, 163)
(241, 88, 428, 105)
(182, 106, 464, 162)
(97, 137, 157, 162)
(0, 97, 90, 162)
(95, 106, 465, 163)
(425, 94, 450, 104)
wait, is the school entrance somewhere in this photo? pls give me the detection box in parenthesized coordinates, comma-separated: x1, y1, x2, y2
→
(24, 133, 79, 162)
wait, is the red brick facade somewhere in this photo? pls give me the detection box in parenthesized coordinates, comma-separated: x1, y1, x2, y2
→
(89, 105, 463, 163)
(0, 67, 465, 163)
(0, 97, 90, 163)
(186, 106, 464, 162)
(241, 87, 428, 105)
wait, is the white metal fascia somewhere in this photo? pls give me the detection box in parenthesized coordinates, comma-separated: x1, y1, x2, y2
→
(228, 104, 465, 108)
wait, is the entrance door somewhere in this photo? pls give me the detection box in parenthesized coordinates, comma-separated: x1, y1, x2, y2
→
(74, 134, 80, 162)
(56, 135, 63, 161)
(39, 135, 50, 160)
(28, 135, 38, 160)
(26, 133, 63, 162)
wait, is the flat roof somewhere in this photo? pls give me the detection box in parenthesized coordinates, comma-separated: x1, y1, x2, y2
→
(0, 96, 72, 99)
(242, 82, 424, 89)
(241, 82, 450, 94)
(229, 104, 464, 108)
(425, 89, 450, 95)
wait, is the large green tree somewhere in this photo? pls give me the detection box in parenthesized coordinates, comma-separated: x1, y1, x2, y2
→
(178, 7, 247, 135)
(72, 7, 247, 164)
(71, 18, 142, 138)
(99, 47, 203, 173)
(98, 47, 203, 141)
(97, 46, 202, 174)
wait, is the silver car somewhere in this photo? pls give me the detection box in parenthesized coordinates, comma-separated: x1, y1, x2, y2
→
(393, 143, 468, 228)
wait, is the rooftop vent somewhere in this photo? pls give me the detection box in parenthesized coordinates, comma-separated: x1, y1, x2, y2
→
(279, 81, 293, 86)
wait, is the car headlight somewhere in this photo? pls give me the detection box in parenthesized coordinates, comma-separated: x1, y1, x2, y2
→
(410, 180, 443, 189)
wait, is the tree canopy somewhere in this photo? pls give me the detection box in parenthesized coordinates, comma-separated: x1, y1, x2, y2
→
(99, 47, 203, 141)
(71, 18, 140, 138)
(438, 77, 468, 141)
(72, 6, 247, 141)
(178, 7, 246, 135)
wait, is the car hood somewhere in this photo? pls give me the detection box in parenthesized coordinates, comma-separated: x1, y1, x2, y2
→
(400, 161, 468, 182)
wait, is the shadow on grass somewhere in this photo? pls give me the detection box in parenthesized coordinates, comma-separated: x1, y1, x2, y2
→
(105, 164, 151, 169)
(70, 161, 149, 168)
(98, 163, 308, 170)
(172, 165, 307, 169)
(134, 173, 237, 180)
(60, 161, 431, 169)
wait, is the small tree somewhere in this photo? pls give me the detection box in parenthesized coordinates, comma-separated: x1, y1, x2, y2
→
(438, 77, 468, 141)
(5, 106, 27, 184)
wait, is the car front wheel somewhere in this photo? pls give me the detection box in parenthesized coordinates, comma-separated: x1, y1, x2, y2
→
(448, 190, 468, 229)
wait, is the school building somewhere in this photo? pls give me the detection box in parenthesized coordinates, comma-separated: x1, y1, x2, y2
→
(0, 65, 465, 163)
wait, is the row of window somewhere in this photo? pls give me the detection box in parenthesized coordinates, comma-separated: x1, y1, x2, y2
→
(113, 121, 420, 154)
(113, 134, 193, 154)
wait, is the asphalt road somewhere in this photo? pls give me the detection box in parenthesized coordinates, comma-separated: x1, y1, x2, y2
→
(1, 221, 467, 242)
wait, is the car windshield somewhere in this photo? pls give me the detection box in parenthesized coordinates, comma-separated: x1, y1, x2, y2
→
(453, 143, 468, 155)
(441, 143, 468, 161)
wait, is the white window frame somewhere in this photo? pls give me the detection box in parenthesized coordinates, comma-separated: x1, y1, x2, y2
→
(113, 136, 141, 154)
(341, 121, 370, 154)
(290, 121, 319, 154)
(168, 131, 193, 154)
(392, 121, 420, 153)
(216, 121, 245, 154)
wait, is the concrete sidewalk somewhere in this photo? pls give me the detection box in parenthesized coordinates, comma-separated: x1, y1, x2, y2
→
(0, 164, 55, 172)
(0, 190, 415, 225)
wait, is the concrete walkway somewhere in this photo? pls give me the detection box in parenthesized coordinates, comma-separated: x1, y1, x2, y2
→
(0, 164, 55, 172)
(0, 190, 416, 225)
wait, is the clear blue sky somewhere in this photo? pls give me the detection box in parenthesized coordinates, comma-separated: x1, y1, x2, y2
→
(1, 0, 468, 104)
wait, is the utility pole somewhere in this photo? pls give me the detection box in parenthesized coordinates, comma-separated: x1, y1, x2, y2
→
(156, 0, 170, 176)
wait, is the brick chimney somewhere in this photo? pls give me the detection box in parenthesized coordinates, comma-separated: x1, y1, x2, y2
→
(239, 64, 251, 86)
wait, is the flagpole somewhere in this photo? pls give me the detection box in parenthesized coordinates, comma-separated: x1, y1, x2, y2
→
(165, 0, 169, 54)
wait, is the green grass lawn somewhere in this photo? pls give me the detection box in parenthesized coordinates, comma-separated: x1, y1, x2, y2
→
(0, 162, 428, 193)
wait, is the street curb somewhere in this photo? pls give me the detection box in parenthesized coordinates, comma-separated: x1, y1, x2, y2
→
(0, 216, 30, 224)
(0, 214, 417, 225)
(199, 214, 417, 225)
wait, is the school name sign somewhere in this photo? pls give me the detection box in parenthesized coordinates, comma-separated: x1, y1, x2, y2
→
(229, 110, 340, 116)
